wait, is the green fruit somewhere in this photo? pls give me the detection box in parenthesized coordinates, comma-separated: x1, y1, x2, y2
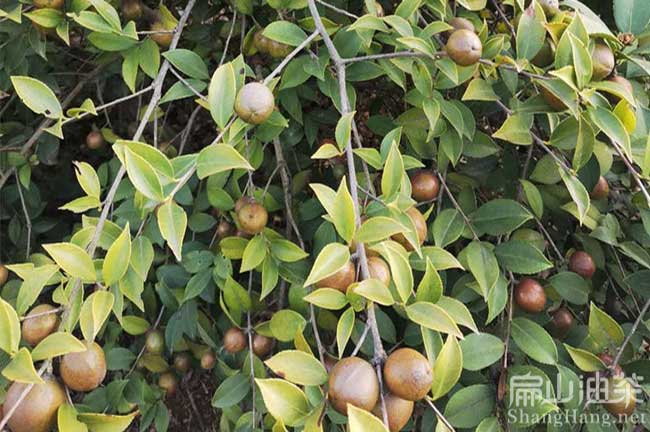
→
(446, 29, 482, 66)
(145, 329, 165, 354)
(234, 83, 274, 125)
(591, 43, 615, 81)
(158, 372, 179, 397)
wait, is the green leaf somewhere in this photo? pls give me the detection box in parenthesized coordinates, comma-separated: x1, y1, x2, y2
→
(15, 264, 59, 316)
(74, 162, 101, 199)
(304, 288, 348, 310)
(356, 217, 407, 243)
(373, 241, 413, 303)
(431, 335, 462, 400)
(0, 299, 21, 356)
(406, 302, 463, 338)
(337, 307, 355, 357)
(77, 412, 138, 432)
(196, 144, 253, 179)
(415, 259, 442, 303)
(157, 200, 187, 262)
(2, 348, 44, 384)
(102, 224, 131, 286)
(348, 405, 389, 432)
(212, 373, 250, 408)
(130, 236, 154, 281)
(265, 350, 328, 386)
(465, 241, 499, 299)
(162, 49, 209, 80)
(58, 404, 89, 432)
(138, 39, 160, 79)
(444, 384, 494, 428)
(459, 333, 504, 371)
(31, 332, 87, 361)
(462, 78, 498, 102)
(564, 344, 606, 372)
(471, 199, 532, 236)
(516, 4, 546, 61)
(354, 279, 394, 306)
(303, 243, 350, 287)
(270, 310, 307, 342)
(43, 242, 96, 281)
(494, 240, 553, 274)
(381, 142, 404, 198)
(335, 111, 355, 151)
(549, 272, 589, 304)
(559, 170, 590, 226)
(241, 235, 267, 272)
(586, 302, 624, 352)
(122, 148, 164, 201)
(568, 33, 592, 89)
(79, 291, 115, 342)
(613, 0, 650, 34)
(263, 21, 308, 46)
(588, 106, 632, 160)
(437, 296, 478, 333)
(511, 317, 558, 365)
(492, 113, 533, 145)
(270, 239, 308, 262)
(332, 179, 356, 243)
(10, 76, 63, 119)
(88, 0, 121, 30)
(255, 379, 310, 426)
(432, 209, 464, 248)
(208, 63, 236, 129)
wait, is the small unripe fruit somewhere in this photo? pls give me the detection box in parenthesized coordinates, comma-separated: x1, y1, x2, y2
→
(22, 304, 60, 346)
(591, 176, 610, 200)
(60, 341, 107, 392)
(86, 130, 104, 150)
(267, 40, 292, 58)
(445, 29, 482, 66)
(604, 376, 636, 416)
(549, 307, 573, 338)
(33, 0, 64, 8)
(0, 263, 7, 286)
(253, 30, 271, 53)
(328, 357, 379, 415)
(237, 202, 268, 235)
(384, 348, 433, 401)
(367, 256, 391, 286)
(200, 350, 217, 369)
(315, 260, 356, 293)
(569, 251, 596, 279)
(223, 327, 247, 353)
(410, 171, 440, 202)
(372, 393, 414, 432)
(158, 372, 179, 397)
(121, 0, 143, 20)
(591, 43, 615, 81)
(252, 334, 274, 358)
(216, 220, 234, 239)
(145, 329, 165, 354)
(4, 376, 65, 432)
(235, 83, 274, 125)
(391, 207, 427, 251)
(150, 21, 173, 48)
(173, 352, 192, 373)
(514, 278, 547, 313)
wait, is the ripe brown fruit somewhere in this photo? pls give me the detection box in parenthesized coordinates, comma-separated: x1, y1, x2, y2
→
(368, 256, 391, 286)
(234, 82, 275, 125)
(224, 327, 247, 353)
(591, 176, 610, 200)
(591, 43, 615, 81)
(540, 86, 566, 111)
(252, 334, 274, 358)
(372, 393, 414, 432)
(604, 376, 636, 416)
(200, 350, 217, 369)
(121, 0, 143, 20)
(315, 260, 356, 293)
(33, 0, 64, 8)
(216, 220, 234, 239)
(569, 251, 596, 279)
(514, 278, 547, 313)
(60, 341, 107, 392)
(549, 307, 573, 338)
(410, 171, 440, 202)
(173, 352, 192, 373)
(145, 329, 165, 354)
(445, 29, 482, 66)
(22, 304, 60, 346)
(598, 352, 623, 377)
(158, 372, 179, 397)
(86, 130, 105, 150)
(0, 263, 7, 286)
(234, 196, 256, 212)
(253, 30, 271, 53)
(392, 207, 427, 251)
(150, 21, 173, 48)
(237, 202, 268, 235)
(448, 17, 475, 34)
(384, 348, 433, 401)
(328, 357, 379, 415)
(4, 376, 65, 432)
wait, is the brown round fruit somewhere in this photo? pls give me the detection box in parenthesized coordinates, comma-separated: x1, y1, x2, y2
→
(33, 0, 64, 8)
(60, 341, 107, 392)
(328, 357, 379, 415)
(216, 220, 234, 239)
(591, 176, 610, 200)
(253, 30, 271, 53)
(514, 278, 547, 313)
(445, 29, 482, 66)
(252, 334, 274, 358)
(234, 196, 256, 212)
(315, 260, 356, 293)
(150, 21, 173, 48)
(86, 130, 104, 150)
(200, 350, 217, 369)
(234, 82, 275, 125)
(0, 263, 9, 286)
(448, 17, 475, 34)
(121, 0, 143, 20)
(549, 307, 573, 338)
(22, 304, 60, 346)
(392, 207, 427, 251)
(237, 202, 268, 235)
(384, 348, 433, 401)
(368, 256, 391, 287)
(540, 86, 566, 111)
(224, 327, 247, 353)
(410, 171, 440, 202)
(158, 372, 179, 397)
(569, 251, 596, 279)
(372, 393, 414, 432)
(4, 376, 65, 432)
(173, 352, 192, 373)
(592, 43, 615, 81)
(145, 329, 165, 354)
(598, 352, 623, 377)
(323, 354, 338, 374)
(604, 376, 636, 416)
(267, 40, 292, 58)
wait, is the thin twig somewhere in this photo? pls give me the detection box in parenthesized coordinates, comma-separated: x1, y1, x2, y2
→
(436, 173, 480, 240)
(425, 398, 456, 432)
(611, 298, 650, 370)
(219, 9, 238, 67)
(168, 66, 208, 101)
(315, 0, 359, 19)
(15, 171, 31, 259)
(490, 0, 516, 38)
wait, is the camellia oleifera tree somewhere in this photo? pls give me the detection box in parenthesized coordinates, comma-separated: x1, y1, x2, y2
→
(2, 0, 650, 430)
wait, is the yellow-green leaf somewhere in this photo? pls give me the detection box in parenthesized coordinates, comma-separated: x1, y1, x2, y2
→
(44, 242, 96, 281)
(102, 223, 131, 286)
(2, 348, 44, 384)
